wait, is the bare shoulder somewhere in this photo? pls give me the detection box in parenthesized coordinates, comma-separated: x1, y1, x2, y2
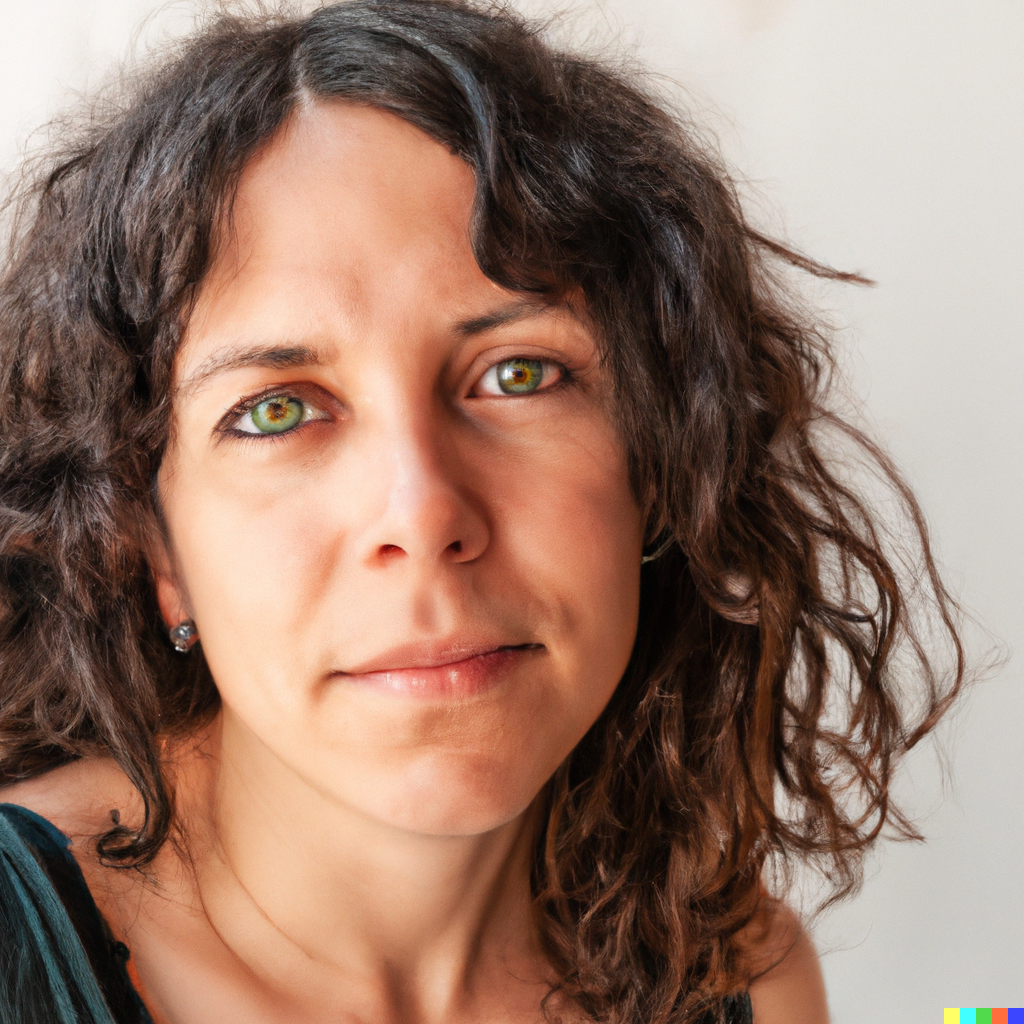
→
(0, 756, 141, 848)
(741, 900, 829, 1024)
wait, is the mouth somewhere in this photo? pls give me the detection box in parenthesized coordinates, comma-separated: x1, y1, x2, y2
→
(335, 642, 543, 699)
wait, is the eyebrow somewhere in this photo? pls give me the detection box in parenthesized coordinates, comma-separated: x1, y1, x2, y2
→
(452, 299, 554, 336)
(176, 344, 328, 398)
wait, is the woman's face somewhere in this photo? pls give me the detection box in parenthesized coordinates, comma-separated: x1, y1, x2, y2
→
(155, 101, 644, 836)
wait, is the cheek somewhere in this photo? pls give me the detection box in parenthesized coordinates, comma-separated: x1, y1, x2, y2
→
(158, 454, 341, 711)
(497, 447, 641, 677)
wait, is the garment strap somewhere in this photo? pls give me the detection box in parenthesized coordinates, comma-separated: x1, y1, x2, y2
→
(725, 990, 754, 1024)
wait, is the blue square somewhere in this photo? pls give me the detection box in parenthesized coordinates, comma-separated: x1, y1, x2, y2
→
(1007, 1009, 1024, 1024)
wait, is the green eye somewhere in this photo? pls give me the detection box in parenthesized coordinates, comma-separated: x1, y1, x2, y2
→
(496, 358, 544, 394)
(248, 396, 305, 434)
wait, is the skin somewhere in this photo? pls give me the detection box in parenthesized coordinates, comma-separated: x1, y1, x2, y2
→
(0, 101, 828, 1024)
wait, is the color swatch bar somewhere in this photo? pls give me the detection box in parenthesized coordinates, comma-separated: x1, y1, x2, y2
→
(944, 1011, 1024, 1023)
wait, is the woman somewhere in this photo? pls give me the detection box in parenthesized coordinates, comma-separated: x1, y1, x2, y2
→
(0, 2, 963, 1022)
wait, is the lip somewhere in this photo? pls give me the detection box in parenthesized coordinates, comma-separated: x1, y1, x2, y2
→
(335, 641, 541, 699)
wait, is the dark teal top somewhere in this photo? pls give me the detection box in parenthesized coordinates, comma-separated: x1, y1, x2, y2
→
(0, 803, 153, 1024)
(0, 802, 751, 1024)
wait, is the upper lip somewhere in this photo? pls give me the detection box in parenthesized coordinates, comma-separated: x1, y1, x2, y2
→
(338, 638, 538, 676)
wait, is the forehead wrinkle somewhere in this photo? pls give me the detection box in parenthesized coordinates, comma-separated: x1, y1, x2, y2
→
(175, 344, 330, 400)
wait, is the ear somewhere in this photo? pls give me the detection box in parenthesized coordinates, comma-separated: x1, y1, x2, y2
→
(147, 530, 192, 630)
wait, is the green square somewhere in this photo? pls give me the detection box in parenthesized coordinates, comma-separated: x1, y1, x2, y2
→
(977, 1012, 993, 1024)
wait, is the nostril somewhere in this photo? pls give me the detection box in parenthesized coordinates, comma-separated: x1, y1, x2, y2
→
(448, 540, 463, 554)
(379, 543, 404, 559)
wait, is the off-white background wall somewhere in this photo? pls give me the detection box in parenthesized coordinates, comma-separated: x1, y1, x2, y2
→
(0, 0, 1020, 1020)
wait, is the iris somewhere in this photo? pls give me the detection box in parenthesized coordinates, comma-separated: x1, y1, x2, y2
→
(249, 396, 305, 433)
(496, 359, 544, 394)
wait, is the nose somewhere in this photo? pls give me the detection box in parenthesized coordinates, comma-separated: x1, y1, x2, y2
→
(356, 414, 490, 570)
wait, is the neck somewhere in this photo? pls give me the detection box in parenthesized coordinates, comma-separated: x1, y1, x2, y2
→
(173, 711, 550, 1022)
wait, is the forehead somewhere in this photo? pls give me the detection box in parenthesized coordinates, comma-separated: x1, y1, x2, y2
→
(180, 99, 503, 371)
(229, 97, 477, 256)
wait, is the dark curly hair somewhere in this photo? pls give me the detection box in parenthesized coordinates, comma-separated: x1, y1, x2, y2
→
(0, 1, 964, 1021)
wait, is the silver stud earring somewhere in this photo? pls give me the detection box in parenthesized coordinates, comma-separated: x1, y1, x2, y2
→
(169, 620, 198, 653)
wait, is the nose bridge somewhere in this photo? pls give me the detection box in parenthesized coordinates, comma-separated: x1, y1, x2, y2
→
(361, 391, 488, 566)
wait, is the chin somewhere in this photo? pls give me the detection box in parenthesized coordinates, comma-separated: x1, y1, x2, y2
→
(368, 752, 548, 837)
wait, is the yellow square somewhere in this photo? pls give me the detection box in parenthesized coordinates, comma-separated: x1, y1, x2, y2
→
(945, 1011, 961, 1024)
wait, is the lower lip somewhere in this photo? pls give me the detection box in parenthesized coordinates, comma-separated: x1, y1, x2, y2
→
(340, 646, 536, 699)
